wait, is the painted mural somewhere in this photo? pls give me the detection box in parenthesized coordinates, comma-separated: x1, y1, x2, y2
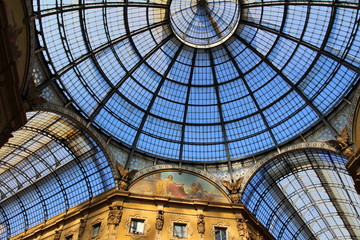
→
(130, 171, 229, 203)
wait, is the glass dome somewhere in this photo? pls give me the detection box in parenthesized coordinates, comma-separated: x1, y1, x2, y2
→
(169, 0, 240, 48)
(34, 0, 359, 162)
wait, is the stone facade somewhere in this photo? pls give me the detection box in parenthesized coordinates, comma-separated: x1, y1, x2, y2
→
(10, 188, 274, 240)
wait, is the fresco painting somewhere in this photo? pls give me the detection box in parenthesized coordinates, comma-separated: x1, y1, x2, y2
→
(130, 172, 229, 203)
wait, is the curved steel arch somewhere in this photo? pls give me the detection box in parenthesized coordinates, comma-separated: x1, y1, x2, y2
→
(241, 149, 360, 240)
(0, 108, 116, 238)
(33, 103, 120, 180)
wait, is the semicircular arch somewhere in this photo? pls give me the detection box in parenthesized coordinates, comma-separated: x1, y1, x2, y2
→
(0, 104, 116, 238)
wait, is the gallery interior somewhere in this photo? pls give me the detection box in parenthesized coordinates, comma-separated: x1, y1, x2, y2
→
(1, 0, 360, 239)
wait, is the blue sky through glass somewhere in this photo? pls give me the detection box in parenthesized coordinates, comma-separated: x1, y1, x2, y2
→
(34, 0, 360, 162)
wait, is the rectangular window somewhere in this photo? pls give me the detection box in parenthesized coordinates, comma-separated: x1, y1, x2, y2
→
(91, 223, 101, 238)
(65, 235, 73, 240)
(130, 219, 145, 234)
(215, 227, 227, 240)
(173, 223, 186, 238)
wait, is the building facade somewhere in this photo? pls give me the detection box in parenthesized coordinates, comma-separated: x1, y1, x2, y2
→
(1, 0, 360, 239)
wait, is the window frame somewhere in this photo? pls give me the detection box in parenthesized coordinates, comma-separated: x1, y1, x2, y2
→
(65, 235, 73, 240)
(214, 227, 227, 240)
(91, 222, 101, 238)
(173, 222, 187, 238)
(129, 218, 145, 234)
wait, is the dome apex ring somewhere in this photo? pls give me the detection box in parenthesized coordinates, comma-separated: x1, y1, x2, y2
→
(170, 0, 240, 48)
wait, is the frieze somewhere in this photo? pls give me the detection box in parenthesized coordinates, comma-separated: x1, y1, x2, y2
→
(131, 165, 228, 194)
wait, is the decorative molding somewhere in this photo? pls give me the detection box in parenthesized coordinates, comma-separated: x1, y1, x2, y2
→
(236, 218, 249, 240)
(125, 214, 150, 240)
(87, 218, 104, 240)
(210, 222, 234, 240)
(168, 218, 193, 240)
(77, 218, 87, 239)
(347, 83, 360, 143)
(197, 214, 205, 235)
(156, 210, 164, 231)
(345, 149, 360, 194)
(239, 142, 337, 196)
(107, 205, 123, 227)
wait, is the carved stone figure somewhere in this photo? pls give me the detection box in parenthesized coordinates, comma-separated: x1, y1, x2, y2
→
(197, 214, 205, 234)
(78, 219, 86, 238)
(221, 177, 243, 203)
(116, 162, 138, 191)
(155, 210, 164, 231)
(237, 218, 249, 239)
(108, 205, 123, 226)
(54, 230, 61, 240)
(325, 127, 354, 158)
(221, 177, 243, 194)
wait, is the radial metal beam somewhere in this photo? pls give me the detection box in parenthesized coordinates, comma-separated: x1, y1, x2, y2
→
(239, 20, 360, 75)
(222, 44, 279, 149)
(179, 48, 197, 162)
(208, 49, 233, 180)
(123, 0, 184, 168)
(124, 44, 184, 169)
(87, 33, 174, 122)
(233, 34, 340, 136)
(37, 20, 169, 90)
(229, 0, 290, 147)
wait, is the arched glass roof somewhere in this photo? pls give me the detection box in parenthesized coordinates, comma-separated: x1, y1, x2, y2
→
(0, 111, 114, 238)
(242, 150, 360, 240)
(34, 0, 360, 162)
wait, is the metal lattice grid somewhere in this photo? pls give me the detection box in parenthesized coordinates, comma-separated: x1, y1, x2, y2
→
(33, 0, 359, 163)
(242, 149, 360, 240)
(0, 111, 115, 238)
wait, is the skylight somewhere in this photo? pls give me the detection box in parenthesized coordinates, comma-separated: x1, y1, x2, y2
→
(34, 0, 360, 162)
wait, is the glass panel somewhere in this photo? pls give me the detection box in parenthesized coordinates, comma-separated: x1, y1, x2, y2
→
(130, 219, 145, 234)
(91, 223, 101, 238)
(215, 227, 227, 240)
(33, 0, 359, 162)
(243, 150, 360, 240)
(173, 223, 186, 238)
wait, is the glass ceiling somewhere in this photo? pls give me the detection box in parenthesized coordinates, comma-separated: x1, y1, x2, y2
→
(169, 0, 240, 48)
(242, 150, 360, 240)
(0, 111, 114, 238)
(34, 0, 360, 162)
